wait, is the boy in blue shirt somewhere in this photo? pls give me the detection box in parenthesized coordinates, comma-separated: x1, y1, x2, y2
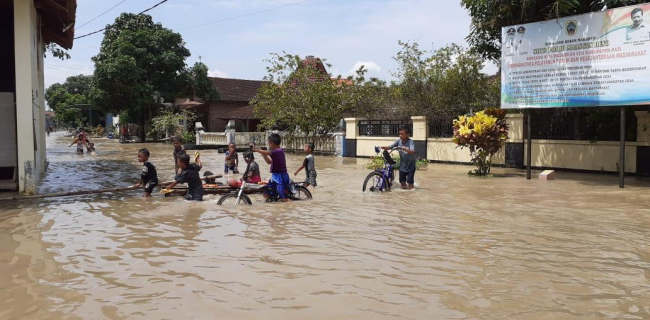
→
(383, 127, 416, 189)
(252, 133, 290, 202)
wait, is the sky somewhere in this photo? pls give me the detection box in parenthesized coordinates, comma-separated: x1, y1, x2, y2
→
(45, 0, 493, 88)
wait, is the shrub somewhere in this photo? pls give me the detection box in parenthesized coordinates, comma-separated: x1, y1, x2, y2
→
(149, 109, 197, 141)
(366, 153, 400, 170)
(416, 158, 428, 170)
(181, 131, 195, 144)
(366, 153, 428, 170)
(453, 108, 508, 175)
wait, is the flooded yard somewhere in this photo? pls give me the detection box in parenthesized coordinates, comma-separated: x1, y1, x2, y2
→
(1, 133, 650, 319)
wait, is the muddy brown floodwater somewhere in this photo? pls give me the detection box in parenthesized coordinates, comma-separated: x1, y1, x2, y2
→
(1, 133, 650, 319)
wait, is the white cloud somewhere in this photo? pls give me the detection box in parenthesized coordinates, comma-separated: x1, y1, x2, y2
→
(208, 69, 229, 78)
(348, 61, 381, 76)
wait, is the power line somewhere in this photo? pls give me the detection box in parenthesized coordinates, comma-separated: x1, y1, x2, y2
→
(76, 0, 130, 30)
(74, 0, 170, 40)
(183, 0, 307, 30)
(74, 0, 309, 40)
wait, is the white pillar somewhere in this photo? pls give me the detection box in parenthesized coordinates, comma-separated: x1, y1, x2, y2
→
(410, 116, 427, 141)
(344, 117, 360, 139)
(14, 0, 39, 193)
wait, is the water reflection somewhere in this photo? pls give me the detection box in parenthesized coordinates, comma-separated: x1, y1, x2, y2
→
(0, 132, 649, 318)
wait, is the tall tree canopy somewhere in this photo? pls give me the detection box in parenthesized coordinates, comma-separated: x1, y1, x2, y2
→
(45, 75, 95, 128)
(92, 13, 190, 141)
(392, 41, 497, 118)
(461, 0, 648, 63)
(252, 53, 384, 135)
(184, 62, 219, 102)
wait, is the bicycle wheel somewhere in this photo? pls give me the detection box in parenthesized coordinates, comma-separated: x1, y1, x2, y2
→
(290, 185, 312, 200)
(362, 172, 386, 192)
(217, 193, 252, 206)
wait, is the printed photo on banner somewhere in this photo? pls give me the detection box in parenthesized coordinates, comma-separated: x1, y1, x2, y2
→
(501, 3, 650, 109)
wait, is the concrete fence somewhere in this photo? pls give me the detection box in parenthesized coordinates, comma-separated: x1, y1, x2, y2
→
(196, 128, 339, 155)
(343, 114, 650, 175)
(197, 132, 227, 145)
(281, 134, 339, 154)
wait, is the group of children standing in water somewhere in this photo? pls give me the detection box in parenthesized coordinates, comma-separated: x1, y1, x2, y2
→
(134, 134, 318, 201)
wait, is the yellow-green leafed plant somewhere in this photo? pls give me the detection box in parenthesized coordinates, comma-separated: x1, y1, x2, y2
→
(453, 108, 508, 176)
(366, 153, 400, 170)
(367, 154, 428, 170)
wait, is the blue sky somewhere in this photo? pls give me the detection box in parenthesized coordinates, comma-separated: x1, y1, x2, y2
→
(45, 0, 490, 88)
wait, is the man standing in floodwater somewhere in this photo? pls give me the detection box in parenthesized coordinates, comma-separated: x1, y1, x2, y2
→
(627, 7, 649, 41)
(172, 136, 187, 175)
(383, 127, 416, 190)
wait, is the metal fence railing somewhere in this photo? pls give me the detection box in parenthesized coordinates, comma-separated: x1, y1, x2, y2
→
(428, 115, 457, 138)
(530, 108, 636, 141)
(358, 120, 412, 137)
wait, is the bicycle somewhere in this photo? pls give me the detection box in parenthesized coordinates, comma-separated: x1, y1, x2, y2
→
(217, 180, 312, 206)
(362, 146, 398, 192)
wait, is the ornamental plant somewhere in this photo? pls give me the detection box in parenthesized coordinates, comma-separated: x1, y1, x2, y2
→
(453, 108, 508, 176)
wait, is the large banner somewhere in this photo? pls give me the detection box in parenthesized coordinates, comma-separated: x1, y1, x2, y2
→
(501, 3, 650, 109)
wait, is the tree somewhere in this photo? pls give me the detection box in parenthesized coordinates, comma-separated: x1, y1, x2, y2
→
(392, 41, 496, 118)
(252, 53, 388, 135)
(461, 0, 648, 63)
(252, 53, 342, 136)
(92, 13, 190, 141)
(45, 43, 70, 60)
(45, 75, 96, 128)
(149, 108, 197, 141)
(340, 65, 392, 118)
(184, 62, 219, 102)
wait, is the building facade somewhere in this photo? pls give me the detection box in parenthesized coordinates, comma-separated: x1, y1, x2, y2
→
(180, 77, 267, 132)
(0, 0, 76, 192)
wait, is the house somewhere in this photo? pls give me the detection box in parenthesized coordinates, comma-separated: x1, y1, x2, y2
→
(0, 0, 76, 192)
(181, 56, 341, 133)
(180, 77, 267, 132)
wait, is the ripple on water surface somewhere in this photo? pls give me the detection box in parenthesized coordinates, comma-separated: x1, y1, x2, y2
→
(1, 133, 650, 319)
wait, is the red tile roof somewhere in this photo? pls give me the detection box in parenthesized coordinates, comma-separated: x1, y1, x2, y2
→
(210, 77, 267, 102)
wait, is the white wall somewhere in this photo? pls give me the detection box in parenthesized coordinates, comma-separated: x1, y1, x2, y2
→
(356, 137, 397, 157)
(527, 140, 637, 173)
(426, 138, 505, 165)
(14, 0, 45, 193)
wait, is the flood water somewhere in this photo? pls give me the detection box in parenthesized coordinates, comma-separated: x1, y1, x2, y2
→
(1, 133, 650, 319)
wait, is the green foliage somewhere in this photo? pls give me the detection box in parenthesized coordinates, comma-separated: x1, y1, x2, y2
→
(366, 153, 400, 170)
(392, 41, 497, 118)
(184, 62, 220, 102)
(44, 43, 70, 60)
(45, 75, 96, 128)
(181, 131, 195, 144)
(453, 108, 509, 175)
(92, 13, 191, 140)
(149, 109, 197, 140)
(366, 154, 428, 171)
(461, 0, 648, 63)
(252, 53, 388, 135)
(416, 158, 429, 170)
